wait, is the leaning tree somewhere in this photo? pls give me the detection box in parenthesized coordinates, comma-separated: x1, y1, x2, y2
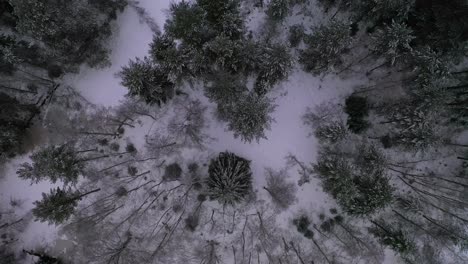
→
(33, 187, 100, 225)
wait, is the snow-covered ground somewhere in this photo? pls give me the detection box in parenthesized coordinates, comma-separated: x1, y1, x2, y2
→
(1, 1, 402, 263)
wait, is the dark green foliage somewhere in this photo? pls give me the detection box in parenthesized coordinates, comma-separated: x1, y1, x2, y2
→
(314, 145, 392, 216)
(17, 144, 83, 185)
(205, 73, 248, 104)
(299, 20, 352, 74)
(10, 0, 124, 68)
(369, 220, 416, 255)
(254, 43, 293, 96)
(266, 0, 289, 21)
(33, 187, 99, 225)
(207, 152, 252, 205)
(32, 188, 80, 225)
(314, 120, 348, 143)
(289, 24, 305, 47)
(217, 92, 275, 143)
(118, 57, 175, 105)
(163, 163, 182, 181)
(344, 95, 370, 134)
(293, 215, 314, 239)
(0, 93, 38, 159)
(371, 20, 415, 65)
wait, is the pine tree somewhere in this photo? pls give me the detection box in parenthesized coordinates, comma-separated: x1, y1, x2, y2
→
(17, 144, 84, 185)
(266, 0, 289, 21)
(314, 145, 393, 216)
(218, 92, 276, 143)
(314, 120, 348, 143)
(0, 93, 38, 159)
(299, 20, 352, 74)
(254, 43, 293, 96)
(207, 152, 252, 205)
(371, 20, 415, 66)
(118, 57, 175, 105)
(369, 219, 416, 255)
(10, 0, 121, 67)
(33, 187, 100, 225)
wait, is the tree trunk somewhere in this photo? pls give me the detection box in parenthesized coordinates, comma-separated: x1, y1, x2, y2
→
(75, 188, 101, 201)
(78, 155, 110, 163)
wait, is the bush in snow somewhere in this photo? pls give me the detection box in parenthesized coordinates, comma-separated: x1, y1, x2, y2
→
(207, 152, 252, 205)
(299, 20, 352, 74)
(254, 43, 293, 96)
(163, 163, 183, 182)
(293, 215, 314, 239)
(314, 120, 348, 143)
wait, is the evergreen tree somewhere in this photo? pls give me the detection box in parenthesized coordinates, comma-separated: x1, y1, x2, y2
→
(207, 152, 252, 205)
(314, 145, 393, 216)
(204, 72, 248, 104)
(288, 24, 305, 47)
(314, 120, 348, 143)
(254, 43, 293, 95)
(118, 57, 175, 105)
(371, 20, 415, 66)
(299, 20, 352, 74)
(10, 0, 122, 67)
(266, 0, 289, 21)
(218, 92, 276, 143)
(0, 93, 40, 161)
(369, 219, 416, 255)
(17, 144, 84, 185)
(32, 187, 100, 225)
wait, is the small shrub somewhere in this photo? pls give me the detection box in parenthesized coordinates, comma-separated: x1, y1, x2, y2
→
(125, 143, 137, 154)
(127, 166, 138, 176)
(293, 215, 314, 239)
(47, 64, 63, 79)
(97, 138, 109, 146)
(115, 186, 128, 197)
(163, 163, 182, 181)
(109, 142, 120, 152)
(185, 214, 199, 232)
(188, 162, 199, 175)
